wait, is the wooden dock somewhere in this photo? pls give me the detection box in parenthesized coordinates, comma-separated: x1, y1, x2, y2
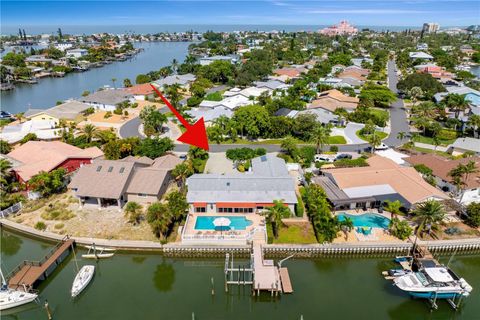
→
(279, 268, 293, 293)
(7, 237, 75, 291)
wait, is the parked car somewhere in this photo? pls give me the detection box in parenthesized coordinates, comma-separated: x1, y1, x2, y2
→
(315, 155, 334, 163)
(179, 154, 187, 160)
(0, 110, 13, 120)
(375, 143, 389, 151)
(335, 153, 352, 160)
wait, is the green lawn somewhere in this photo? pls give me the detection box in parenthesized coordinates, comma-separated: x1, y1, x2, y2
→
(370, 108, 389, 120)
(356, 130, 388, 141)
(267, 223, 318, 244)
(411, 146, 451, 158)
(204, 91, 223, 101)
(217, 136, 346, 145)
(413, 134, 456, 147)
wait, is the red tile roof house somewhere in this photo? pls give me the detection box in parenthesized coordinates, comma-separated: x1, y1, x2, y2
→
(123, 83, 156, 101)
(6, 141, 103, 185)
(273, 67, 304, 79)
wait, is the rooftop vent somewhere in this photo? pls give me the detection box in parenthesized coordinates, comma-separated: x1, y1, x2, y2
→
(96, 166, 102, 172)
(108, 166, 113, 172)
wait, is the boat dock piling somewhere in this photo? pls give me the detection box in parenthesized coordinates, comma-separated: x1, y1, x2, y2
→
(7, 235, 75, 291)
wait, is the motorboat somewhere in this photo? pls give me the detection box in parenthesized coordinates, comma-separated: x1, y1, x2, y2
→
(71, 265, 95, 298)
(394, 266, 473, 300)
(0, 269, 38, 311)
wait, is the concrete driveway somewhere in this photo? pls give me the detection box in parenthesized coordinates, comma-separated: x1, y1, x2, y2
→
(343, 123, 367, 144)
(204, 153, 236, 174)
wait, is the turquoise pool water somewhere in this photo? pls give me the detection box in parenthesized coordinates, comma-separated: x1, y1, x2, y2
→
(337, 213, 391, 229)
(466, 93, 480, 106)
(194, 216, 253, 230)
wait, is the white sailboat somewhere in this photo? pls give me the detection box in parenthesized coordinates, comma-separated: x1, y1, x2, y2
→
(82, 243, 115, 259)
(0, 269, 38, 311)
(71, 265, 95, 298)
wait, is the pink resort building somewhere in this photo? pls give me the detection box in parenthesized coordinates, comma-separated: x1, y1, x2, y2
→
(320, 20, 358, 36)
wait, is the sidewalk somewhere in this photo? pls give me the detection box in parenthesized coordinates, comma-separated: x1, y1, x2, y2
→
(414, 142, 449, 152)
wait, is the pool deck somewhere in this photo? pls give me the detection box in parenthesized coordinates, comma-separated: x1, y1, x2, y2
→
(182, 212, 265, 244)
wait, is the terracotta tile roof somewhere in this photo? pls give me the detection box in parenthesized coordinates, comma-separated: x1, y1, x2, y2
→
(308, 89, 359, 112)
(7, 141, 103, 181)
(338, 70, 367, 81)
(273, 68, 302, 78)
(124, 83, 155, 96)
(405, 154, 480, 189)
(323, 155, 448, 205)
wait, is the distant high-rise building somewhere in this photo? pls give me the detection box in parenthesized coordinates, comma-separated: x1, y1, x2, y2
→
(422, 23, 440, 34)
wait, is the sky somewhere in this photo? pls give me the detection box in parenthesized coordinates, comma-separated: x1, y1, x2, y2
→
(1, 0, 479, 28)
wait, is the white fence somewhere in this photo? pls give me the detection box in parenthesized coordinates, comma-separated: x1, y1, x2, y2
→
(0, 202, 22, 218)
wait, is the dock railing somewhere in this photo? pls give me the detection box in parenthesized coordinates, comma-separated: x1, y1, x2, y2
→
(5, 235, 71, 281)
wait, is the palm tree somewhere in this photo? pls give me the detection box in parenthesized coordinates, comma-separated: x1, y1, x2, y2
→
(15, 113, 25, 124)
(467, 114, 480, 138)
(111, 78, 117, 89)
(124, 201, 143, 225)
(339, 217, 354, 240)
(396, 131, 407, 142)
(310, 124, 331, 154)
(414, 117, 430, 135)
(80, 124, 98, 143)
(383, 200, 402, 219)
(413, 200, 446, 237)
(449, 161, 478, 203)
(262, 200, 292, 238)
(443, 94, 469, 119)
(171, 162, 194, 190)
(408, 86, 423, 106)
(368, 132, 382, 153)
(171, 58, 178, 74)
(0, 159, 12, 188)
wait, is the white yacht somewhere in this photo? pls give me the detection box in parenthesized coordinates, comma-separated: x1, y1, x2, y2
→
(394, 266, 473, 300)
(0, 269, 38, 311)
(71, 265, 95, 298)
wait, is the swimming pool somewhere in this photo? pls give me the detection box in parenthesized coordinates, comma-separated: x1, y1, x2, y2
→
(336, 213, 391, 229)
(194, 216, 253, 231)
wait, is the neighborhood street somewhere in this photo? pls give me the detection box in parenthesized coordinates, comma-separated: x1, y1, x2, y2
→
(383, 60, 410, 147)
(121, 61, 406, 153)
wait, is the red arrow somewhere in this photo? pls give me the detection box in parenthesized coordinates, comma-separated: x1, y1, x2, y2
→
(150, 84, 209, 151)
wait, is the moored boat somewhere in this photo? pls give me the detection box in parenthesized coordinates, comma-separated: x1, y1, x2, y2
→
(71, 265, 95, 298)
(394, 266, 473, 300)
(0, 269, 38, 311)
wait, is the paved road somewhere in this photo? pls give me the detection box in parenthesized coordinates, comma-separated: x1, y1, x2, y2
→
(118, 117, 142, 138)
(383, 60, 410, 147)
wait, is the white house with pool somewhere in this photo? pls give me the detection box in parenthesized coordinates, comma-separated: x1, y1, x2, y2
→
(182, 154, 297, 244)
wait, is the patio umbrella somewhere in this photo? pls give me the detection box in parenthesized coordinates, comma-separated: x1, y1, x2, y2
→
(213, 217, 231, 228)
(213, 217, 231, 237)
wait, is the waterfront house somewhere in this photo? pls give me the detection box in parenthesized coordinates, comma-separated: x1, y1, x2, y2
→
(186, 107, 233, 125)
(186, 154, 297, 213)
(66, 48, 88, 58)
(24, 100, 91, 125)
(153, 73, 196, 90)
(414, 64, 453, 80)
(313, 155, 448, 210)
(123, 83, 156, 100)
(199, 55, 238, 66)
(448, 137, 480, 156)
(223, 86, 271, 99)
(253, 80, 290, 91)
(7, 141, 103, 184)
(69, 154, 181, 208)
(80, 89, 134, 112)
(405, 154, 480, 205)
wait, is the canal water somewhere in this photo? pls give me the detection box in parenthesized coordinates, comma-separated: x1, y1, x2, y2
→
(0, 41, 190, 114)
(1, 229, 480, 320)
